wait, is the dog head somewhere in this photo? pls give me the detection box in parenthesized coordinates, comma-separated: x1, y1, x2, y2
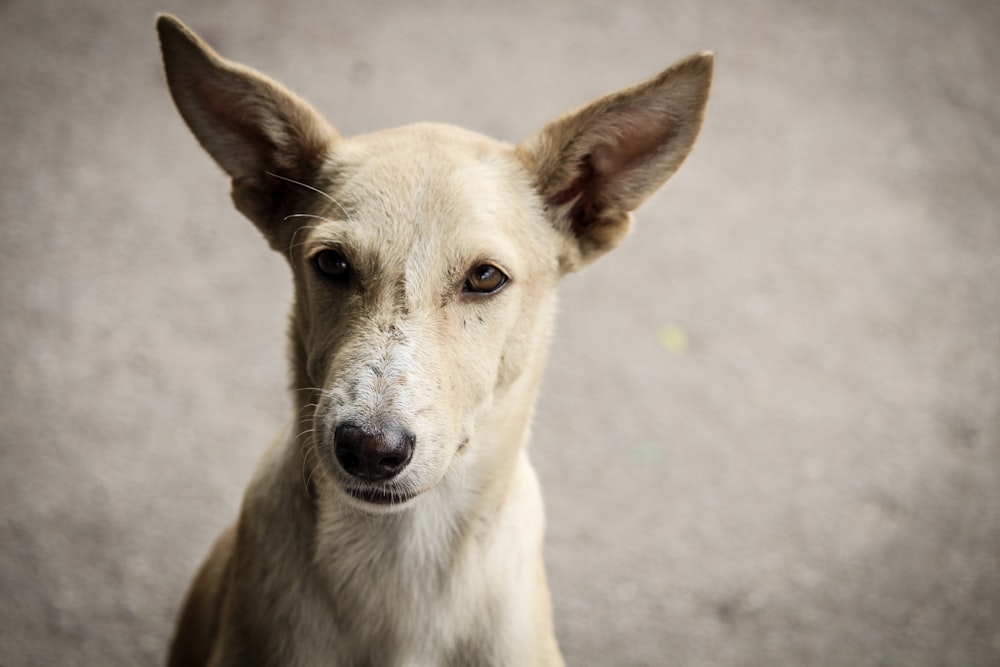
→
(158, 15, 712, 512)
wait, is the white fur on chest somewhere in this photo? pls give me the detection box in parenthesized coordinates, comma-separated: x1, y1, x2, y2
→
(299, 454, 545, 666)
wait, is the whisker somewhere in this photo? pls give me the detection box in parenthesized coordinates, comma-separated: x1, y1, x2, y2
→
(267, 171, 354, 222)
(284, 213, 337, 225)
(303, 444, 321, 498)
(298, 431, 333, 500)
(285, 224, 321, 265)
(296, 403, 319, 417)
(266, 171, 337, 205)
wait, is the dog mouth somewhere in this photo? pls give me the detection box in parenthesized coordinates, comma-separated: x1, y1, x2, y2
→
(341, 483, 416, 507)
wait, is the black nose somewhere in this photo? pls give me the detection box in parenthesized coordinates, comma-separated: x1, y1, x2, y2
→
(333, 422, 415, 481)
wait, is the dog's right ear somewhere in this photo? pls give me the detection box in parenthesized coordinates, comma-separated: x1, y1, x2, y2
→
(157, 14, 338, 251)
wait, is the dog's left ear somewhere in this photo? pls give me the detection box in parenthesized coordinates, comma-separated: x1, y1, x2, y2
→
(517, 52, 713, 271)
(157, 14, 339, 251)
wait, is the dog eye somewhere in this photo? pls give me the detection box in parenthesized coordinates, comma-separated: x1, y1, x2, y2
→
(313, 249, 350, 280)
(463, 264, 508, 294)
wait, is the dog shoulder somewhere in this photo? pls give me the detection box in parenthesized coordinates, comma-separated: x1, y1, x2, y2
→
(167, 523, 236, 667)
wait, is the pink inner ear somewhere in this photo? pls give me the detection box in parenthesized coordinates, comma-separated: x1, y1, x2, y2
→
(596, 104, 678, 177)
(547, 105, 679, 236)
(548, 157, 593, 208)
(548, 154, 601, 237)
(589, 143, 620, 176)
(199, 85, 278, 170)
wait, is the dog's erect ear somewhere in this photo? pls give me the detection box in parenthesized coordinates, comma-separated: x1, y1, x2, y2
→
(156, 14, 338, 251)
(517, 52, 713, 271)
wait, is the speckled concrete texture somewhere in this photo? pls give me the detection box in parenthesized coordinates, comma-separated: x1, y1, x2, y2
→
(2, 1, 999, 665)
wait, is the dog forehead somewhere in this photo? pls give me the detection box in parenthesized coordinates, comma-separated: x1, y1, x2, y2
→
(320, 123, 550, 258)
(332, 124, 531, 221)
(344, 121, 508, 162)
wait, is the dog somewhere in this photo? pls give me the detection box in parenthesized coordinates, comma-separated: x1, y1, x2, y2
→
(157, 14, 712, 666)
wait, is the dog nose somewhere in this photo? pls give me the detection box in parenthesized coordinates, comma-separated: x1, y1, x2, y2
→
(333, 422, 415, 481)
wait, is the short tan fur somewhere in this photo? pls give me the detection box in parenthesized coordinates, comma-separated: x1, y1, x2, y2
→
(158, 14, 712, 666)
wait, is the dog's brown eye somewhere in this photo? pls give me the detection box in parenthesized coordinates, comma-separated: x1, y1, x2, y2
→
(464, 264, 508, 294)
(314, 249, 350, 280)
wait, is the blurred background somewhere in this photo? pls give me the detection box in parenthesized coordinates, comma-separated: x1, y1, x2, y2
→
(2, 0, 998, 665)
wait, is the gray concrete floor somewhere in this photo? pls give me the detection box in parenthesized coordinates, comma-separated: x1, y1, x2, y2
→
(2, 0, 999, 665)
